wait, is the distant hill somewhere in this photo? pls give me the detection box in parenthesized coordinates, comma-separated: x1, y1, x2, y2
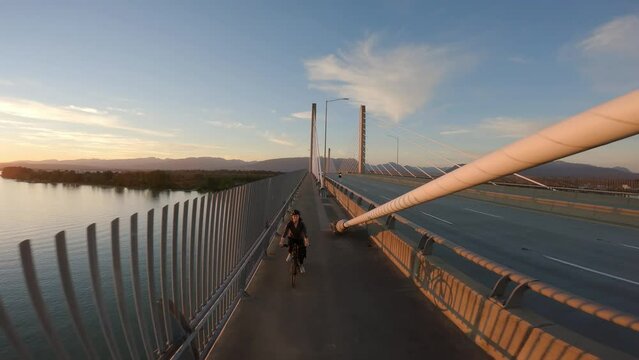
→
(0, 157, 308, 173)
(237, 157, 308, 172)
(520, 161, 639, 179)
(1, 157, 637, 179)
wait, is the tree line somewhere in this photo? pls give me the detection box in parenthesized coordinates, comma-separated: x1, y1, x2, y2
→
(0, 167, 281, 192)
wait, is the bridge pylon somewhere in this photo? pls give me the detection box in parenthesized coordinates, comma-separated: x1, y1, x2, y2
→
(358, 105, 366, 174)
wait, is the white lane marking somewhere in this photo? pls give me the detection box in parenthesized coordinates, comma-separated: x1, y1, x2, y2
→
(464, 208, 503, 219)
(621, 243, 639, 251)
(420, 211, 453, 225)
(543, 255, 639, 287)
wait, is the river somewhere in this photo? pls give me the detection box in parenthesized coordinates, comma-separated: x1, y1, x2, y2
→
(0, 176, 198, 359)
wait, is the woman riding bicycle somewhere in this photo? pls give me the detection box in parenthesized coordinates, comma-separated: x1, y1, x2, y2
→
(280, 209, 310, 273)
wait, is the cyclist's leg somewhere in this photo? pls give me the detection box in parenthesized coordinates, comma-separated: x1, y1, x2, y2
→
(298, 245, 306, 265)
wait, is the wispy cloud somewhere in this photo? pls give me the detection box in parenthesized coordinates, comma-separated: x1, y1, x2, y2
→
(106, 107, 145, 116)
(206, 120, 255, 129)
(65, 105, 105, 115)
(305, 35, 471, 122)
(0, 79, 14, 86)
(571, 14, 639, 92)
(439, 128, 470, 136)
(282, 111, 312, 121)
(6, 124, 222, 158)
(291, 111, 311, 120)
(478, 117, 545, 138)
(579, 15, 639, 55)
(263, 131, 294, 146)
(0, 97, 172, 137)
(508, 56, 529, 64)
(0, 118, 33, 127)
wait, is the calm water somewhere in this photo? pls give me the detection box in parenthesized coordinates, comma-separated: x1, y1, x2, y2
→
(0, 177, 198, 359)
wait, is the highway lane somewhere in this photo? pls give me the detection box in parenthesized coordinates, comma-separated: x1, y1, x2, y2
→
(329, 174, 639, 319)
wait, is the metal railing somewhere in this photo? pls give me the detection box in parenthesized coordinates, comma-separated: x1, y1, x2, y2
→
(0, 170, 306, 359)
(326, 176, 639, 357)
(365, 170, 639, 197)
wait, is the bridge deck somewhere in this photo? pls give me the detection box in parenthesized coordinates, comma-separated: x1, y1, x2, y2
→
(207, 176, 487, 359)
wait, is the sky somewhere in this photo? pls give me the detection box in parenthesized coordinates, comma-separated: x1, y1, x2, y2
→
(0, 1, 638, 170)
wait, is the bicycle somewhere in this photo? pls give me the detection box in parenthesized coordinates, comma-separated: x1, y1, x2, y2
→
(284, 242, 301, 288)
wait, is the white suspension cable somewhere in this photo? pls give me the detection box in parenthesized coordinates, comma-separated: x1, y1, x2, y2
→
(387, 162, 403, 176)
(379, 163, 394, 176)
(399, 163, 417, 177)
(378, 116, 551, 188)
(413, 166, 435, 179)
(336, 91, 639, 232)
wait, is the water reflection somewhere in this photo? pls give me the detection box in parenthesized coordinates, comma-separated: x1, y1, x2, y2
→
(0, 176, 197, 359)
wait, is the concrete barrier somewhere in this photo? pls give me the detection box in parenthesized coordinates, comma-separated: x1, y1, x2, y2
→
(356, 174, 639, 228)
(518, 327, 598, 360)
(458, 188, 639, 228)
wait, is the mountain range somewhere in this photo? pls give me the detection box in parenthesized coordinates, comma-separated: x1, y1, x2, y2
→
(0, 157, 637, 179)
(0, 157, 309, 173)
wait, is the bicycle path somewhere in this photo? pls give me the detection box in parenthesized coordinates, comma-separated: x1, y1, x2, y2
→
(207, 175, 488, 359)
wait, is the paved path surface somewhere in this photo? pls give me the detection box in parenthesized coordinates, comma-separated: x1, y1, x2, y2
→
(208, 176, 488, 360)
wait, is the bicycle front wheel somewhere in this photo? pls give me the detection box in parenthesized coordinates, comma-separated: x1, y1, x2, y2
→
(290, 260, 297, 288)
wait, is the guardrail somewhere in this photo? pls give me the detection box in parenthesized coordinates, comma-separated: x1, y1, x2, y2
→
(0, 170, 306, 360)
(364, 171, 639, 198)
(325, 176, 638, 359)
(356, 174, 639, 228)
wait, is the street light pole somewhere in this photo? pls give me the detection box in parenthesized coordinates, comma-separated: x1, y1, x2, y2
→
(323, 97, 349, 176)
(387, 134, 399, 164)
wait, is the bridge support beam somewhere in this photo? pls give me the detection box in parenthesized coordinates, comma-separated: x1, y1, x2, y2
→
(358, 105, 366, 174)
(309, 103, 316, 173)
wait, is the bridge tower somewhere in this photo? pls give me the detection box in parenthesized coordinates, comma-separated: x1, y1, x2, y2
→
(309, 103, 316, 172)
(358, 105, 366, 174)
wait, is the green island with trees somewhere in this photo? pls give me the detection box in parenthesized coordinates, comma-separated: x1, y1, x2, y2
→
(0, 167, 281, 192)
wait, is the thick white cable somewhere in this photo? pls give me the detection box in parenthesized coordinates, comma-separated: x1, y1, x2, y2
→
(386, 129, 464, 175)
(399, 163, 417, 177)
(386, 117, 551, 188)
(387, 162, 403, 176)
(338, 91, 639, 231)
(366, 164, 375, 174)
(379, 163, 394, 176)
(413, 166, 435, 179)
(512, 173, 551, 189)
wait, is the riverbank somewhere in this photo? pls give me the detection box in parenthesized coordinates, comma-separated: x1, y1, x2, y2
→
(0, 166, 281, 192)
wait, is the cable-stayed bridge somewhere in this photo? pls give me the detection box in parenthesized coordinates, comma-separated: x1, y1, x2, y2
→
(1, 91, 638, 359)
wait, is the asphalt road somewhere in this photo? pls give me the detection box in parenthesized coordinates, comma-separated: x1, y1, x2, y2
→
(330, 174, 639, 356)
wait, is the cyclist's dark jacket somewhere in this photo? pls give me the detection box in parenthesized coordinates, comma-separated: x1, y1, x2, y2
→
(285, 220, 307, 240)
(285, 220, 307, 263)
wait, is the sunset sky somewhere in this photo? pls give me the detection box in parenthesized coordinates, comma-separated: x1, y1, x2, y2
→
(1, 1, 638, 170)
